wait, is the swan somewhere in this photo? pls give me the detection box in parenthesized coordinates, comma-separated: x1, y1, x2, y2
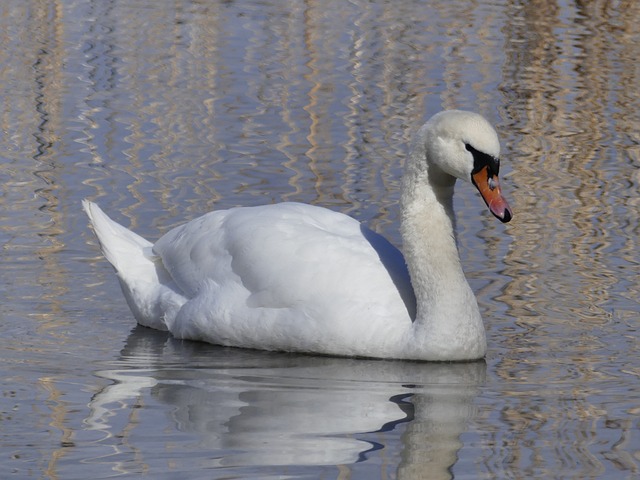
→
(83, 110, 512, 361)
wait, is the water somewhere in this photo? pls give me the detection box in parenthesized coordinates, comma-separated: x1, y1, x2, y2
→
(1, 0, 639, 478)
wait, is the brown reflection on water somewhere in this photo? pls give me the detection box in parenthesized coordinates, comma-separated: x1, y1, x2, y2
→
(487, 2, 640, 477)
(500, 0, 640, 344)
(5, 7, 76, 458)
(0, 1, 72, 335)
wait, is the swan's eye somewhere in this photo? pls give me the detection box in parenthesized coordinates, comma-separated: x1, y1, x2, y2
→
(466, 144, 500, 177)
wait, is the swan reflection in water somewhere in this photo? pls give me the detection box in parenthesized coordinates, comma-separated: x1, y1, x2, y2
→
(86, 327, 485, 477)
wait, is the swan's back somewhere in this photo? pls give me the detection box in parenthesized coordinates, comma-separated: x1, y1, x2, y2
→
(153, 203, 415, 355)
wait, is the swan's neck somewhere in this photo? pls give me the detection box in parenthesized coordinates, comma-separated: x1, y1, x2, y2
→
(399, 146, 486, 360)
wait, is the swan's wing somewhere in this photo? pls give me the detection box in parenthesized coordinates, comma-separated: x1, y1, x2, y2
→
(152, 202, 414, 318)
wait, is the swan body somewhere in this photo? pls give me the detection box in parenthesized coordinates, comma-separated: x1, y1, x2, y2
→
(84, 110, 512, 361)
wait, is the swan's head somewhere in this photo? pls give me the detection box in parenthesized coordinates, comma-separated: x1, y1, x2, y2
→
(424, 110, 513, 223)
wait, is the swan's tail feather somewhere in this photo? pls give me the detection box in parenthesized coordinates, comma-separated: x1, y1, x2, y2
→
(82, 200, 153, 271)
(83, 200, 185, 330)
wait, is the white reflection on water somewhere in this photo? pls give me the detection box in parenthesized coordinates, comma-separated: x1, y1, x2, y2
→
(85, 327, 484, 478)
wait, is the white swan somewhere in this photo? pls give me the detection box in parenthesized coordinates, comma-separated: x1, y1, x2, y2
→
(84, 110, 512, 361)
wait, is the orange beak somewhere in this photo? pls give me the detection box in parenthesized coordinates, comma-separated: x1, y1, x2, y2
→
(472, 166, 513, 223)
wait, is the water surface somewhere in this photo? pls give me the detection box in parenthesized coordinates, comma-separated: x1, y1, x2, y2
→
(0, 0, 639, 478)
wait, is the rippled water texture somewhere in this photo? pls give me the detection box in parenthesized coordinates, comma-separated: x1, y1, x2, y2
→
(1, 0, 639, 478)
